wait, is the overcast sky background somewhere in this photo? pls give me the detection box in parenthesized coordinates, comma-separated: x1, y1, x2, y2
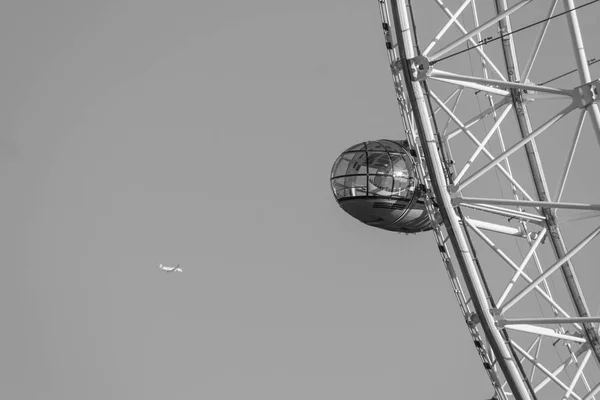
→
(2, 1, 599, 399)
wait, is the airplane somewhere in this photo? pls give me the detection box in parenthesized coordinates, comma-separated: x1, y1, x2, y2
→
(158, 263, 182, 273)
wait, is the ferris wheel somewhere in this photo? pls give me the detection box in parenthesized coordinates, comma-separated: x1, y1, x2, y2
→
(330, 1, 600, 400)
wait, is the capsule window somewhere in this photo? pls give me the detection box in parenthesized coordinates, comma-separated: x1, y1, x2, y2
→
(367, 152, 392, 174)
(331, 140, 417, 200)
(368, 175, 394, 197)
(331, 153, 352, 178)
(331, 176, 368, 199)
(332, 152, 367, 178)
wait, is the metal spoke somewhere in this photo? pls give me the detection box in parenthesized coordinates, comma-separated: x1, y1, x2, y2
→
(430, 91, 537, 202)
(501, 226, 600, 313)
(430, 76, 510, 96)
(451, 101, 577, 192)
(582, 381, 600, 400)
(533, 347, 584, 394)
(464, 220, 576, 322)
(522, 0, 560, 81)
(429, 69, 574, 98)
(564, 349, 591, 400)
(428, 0, 533, 62)
(423, 0, 472, 57)
(556, 109, 587, 202)
(563, 0, 600, 146)
(454, 197, 600, 212)
(454, 104, 513, 182)
(432, 0, 508, 81)
(501, 317, 600, 326)
(503, 324, 586, 344)
(446, 96, 512, 139)
(458, 203, 546, 224)
(512, 340, 581, 399)
(497, 228, 547, 307)
(432, 87, 462, 116)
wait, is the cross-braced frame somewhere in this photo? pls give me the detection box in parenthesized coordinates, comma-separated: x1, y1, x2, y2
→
(376, 1, 600, 400)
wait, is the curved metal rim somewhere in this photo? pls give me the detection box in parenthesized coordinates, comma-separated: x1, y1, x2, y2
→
(389, 1, 535, 399)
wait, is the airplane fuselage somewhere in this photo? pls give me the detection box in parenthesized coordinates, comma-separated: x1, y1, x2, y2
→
(159, 264, 182, 273)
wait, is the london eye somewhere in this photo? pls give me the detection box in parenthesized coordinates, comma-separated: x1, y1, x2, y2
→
(330, 2, 600, 400)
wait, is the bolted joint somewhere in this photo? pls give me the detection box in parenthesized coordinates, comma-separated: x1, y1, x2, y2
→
(391, 59, 403, 75)
(489, 307, 502, 317)
(495, 318, 508, 328)
(407, 55, 431, 81)
(466, 311, 481, 327)
(574, 79, 600, 108)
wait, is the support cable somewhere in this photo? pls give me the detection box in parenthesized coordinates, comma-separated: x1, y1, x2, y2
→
(432, 0, 600, 65)
(540, 58, 600, 85)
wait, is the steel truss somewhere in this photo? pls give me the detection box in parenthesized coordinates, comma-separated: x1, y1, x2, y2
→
(376, 1, 600, 399)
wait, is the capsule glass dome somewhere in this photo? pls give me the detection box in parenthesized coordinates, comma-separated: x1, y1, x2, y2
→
(330, 139, 432, 233)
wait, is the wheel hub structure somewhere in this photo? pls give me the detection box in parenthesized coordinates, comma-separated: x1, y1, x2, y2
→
(372, 1, 600, 400)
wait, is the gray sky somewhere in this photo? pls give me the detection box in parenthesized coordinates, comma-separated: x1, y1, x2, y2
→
(2, 1, 599, 399)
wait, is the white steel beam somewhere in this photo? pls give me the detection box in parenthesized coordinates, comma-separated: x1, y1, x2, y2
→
(428, 0, 532, 61)
(501, 226, 600, 313)
(430, 77, 510, 96)
(446, 96, 512, 139)
(533, 350, 578, 394)
(504, 337, 543, 390)
(564, 350, 592, 400)
(459, 203, 546, 224)
(503, 324, 586, 344)
(423, 0, 472, 57)
(430, 92, 537, 202)
(432, 0, 507, 81)
(430, 69, 574, 98)
(454, 104, 513, 182)
(451, 102, 578, 192)
(522, 0, 559, 82)
(582, 381, 600, 400)
(432, 87, 462, 116)
(512, 340, 583, 399)
(439, 90, 463, 138)
(563, 0, 600, 147)
(454, 197, 600, 212)
(530, 337, 543, 382)
(532, 343, 593, 396)
(465, 221, 576, 322)
(497, 228, 547, 307)
(500, 317, 600, 326)
(465, 218, 525, 237)
(522, 91, 573, 101)
(556, 109, 587, 202)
